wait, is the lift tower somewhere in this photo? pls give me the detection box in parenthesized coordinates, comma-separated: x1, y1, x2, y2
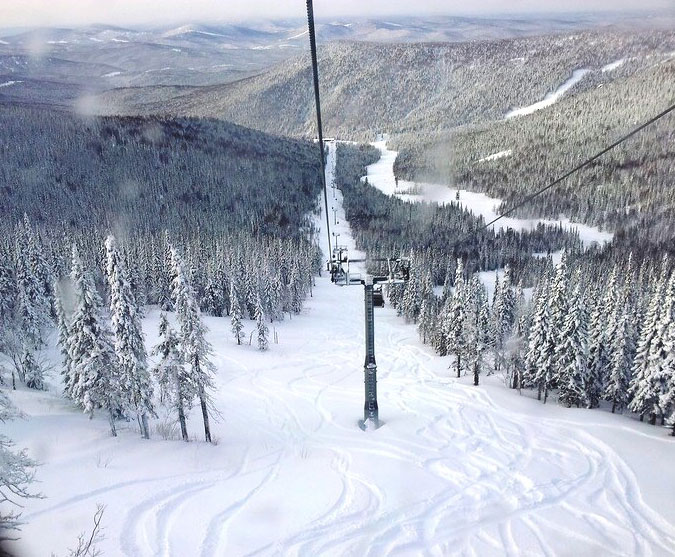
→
(330, 250, 410, 430)
(307, 0, 410, 431)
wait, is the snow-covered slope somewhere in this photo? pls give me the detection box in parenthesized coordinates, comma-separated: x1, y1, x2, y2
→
(365, 141, 614, 247)
(505, 69, 590, 118)
(4, 143, 674, 557)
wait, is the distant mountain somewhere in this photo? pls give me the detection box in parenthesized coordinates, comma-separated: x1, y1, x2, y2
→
(90, 30, 675, 140)
(0, 11, 672, 99)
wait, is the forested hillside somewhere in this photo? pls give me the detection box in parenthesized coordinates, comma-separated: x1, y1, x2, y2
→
(0, 105, 325, 425)
(95, 30, 675, 139)
(0, 104, 320, 236)
(392, 57, 675, 242)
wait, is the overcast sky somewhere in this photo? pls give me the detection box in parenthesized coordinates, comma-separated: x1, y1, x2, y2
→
(0, 0, 672, 28)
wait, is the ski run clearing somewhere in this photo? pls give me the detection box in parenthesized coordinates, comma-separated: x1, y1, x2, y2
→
(364, 141, 614, 248)
(4, 142, 675, 557)
(505, 69, 590, 119)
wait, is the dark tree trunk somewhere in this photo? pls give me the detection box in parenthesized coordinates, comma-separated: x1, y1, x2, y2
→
(456, 353, 461, 378)
(200, 389, 211, 443)
(473, 362, 479, 386)
(143, 413, 150, 439)
(176, 379, 189, 441)
(178, 401, 188, 442)
(108, 407, 117, 437)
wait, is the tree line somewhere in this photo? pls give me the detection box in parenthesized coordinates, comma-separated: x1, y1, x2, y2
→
(337, 139, 675, 435)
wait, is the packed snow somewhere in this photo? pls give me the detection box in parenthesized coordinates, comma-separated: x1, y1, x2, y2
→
(601, 58, 626, 72)
(0, 80, 22, 88)
(287, 30, 309, 40)
(505, 69, 590, 118)
(4, 142, 674, 557)
(479, 149, 512, 162)
(364, 141, 613, 248)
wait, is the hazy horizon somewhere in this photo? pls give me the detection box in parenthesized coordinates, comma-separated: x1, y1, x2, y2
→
(0, 0, 672, 29)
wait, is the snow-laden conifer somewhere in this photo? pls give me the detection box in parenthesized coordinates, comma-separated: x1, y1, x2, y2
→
(105, 235, 155, 439)
(255, 294, 269, 351)
(629, 259, 669, 423)
(169, 244, 216, 443)
(555, 272, 588, 408)
(68, 244, 121, 436)
(604, 304, 634, 413)
(230, 281, 244, 345)
(152, 313, 191, 441)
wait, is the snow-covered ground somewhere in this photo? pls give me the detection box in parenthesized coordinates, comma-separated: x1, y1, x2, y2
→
(364, 141, 614, 248)
(4, 141, 675, 557)
(505, 69, 590, 118)
(602, 58, 626, 72)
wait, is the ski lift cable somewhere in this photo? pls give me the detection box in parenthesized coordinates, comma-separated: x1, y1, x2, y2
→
(306, 0, 332, 260)
(450, 101, 675, 250)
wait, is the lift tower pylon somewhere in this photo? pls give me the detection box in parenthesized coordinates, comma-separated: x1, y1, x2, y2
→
(360, 276, 379, 430)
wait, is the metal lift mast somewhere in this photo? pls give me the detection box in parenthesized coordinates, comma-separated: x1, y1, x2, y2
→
(306, 0, 410, 431)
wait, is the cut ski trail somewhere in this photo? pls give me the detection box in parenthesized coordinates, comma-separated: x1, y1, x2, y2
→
(5, 141, 675, 557)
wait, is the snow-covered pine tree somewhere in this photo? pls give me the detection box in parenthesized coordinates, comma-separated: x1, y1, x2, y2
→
(152, 313, 191, 441)
(434, 297, 451, 356)
(0, 250, 16, 325)
(54, 283, 73, 395)
(417, 271, 435, 344)
(105, 235, 155, 439)
(548, 253, 569, 388)
(648, 270, 675, 425)
(417, 296, 434, 344)
(604, 303, 634, 413)
(446, 259, 467, 378)
(660, 324, 675, 435)
(230, 281, 244, 345)
(555, 272, 588, 408)
(586, 267, 618, 407)
(21, 345, 44, 390)
(68, 244, 121, 436)
(526, 275, 553, 401)
(464, 275, 487, 386)
(629, 258, 669, 423)
(169, 245, 216, 443)
(15, 236, 49, 351)
(255, 294, 269, 351)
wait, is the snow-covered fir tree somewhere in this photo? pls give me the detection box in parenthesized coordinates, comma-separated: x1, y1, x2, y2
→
(629, 259, 669, 424)
(555, 272, 588, 408)
(446, 259, 467, 378)
(255, 294, 269, 351)
(152, 313, 191, 441)
(67, 244, 121, 436)
(105, 235, 155, 439)
(169, 244, 216, 443)
(526, 276, 554, 402)
(230, 281, 244, 345)
(604, 303, 635, 413)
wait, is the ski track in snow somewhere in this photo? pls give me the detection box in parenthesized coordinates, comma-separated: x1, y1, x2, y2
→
(8, 142, 675, 556)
